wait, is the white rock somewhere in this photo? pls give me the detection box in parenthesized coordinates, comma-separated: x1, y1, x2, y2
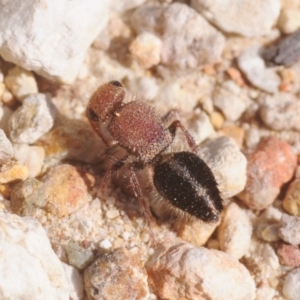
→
(4, 66, 38, 101)
(9, 93, 56, 144)
(238, 46, 281, 93)
(279, 213, 300, 245)
(62, 262, 83, 300)
(13, 143, 45, 177)
(191, 0, 281, 37)
(146, 242, 256, 300)
(213, 80, 250, 121)
(0, 129, 13, 164)
(278, 8, 300, 34)
(0, 212, 68, 299)
(0, 0, 110, 83)
(199, 136, 247, 198)
(258, 93, 300, 131)
(282, 267, 300, 300)
(218, 202, 252, 259)
(131, 3, 225, 71)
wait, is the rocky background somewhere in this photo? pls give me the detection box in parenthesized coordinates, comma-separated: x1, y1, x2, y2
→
(1, 0, 300, 299)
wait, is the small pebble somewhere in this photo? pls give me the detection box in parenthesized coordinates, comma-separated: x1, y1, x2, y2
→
(9, 93, 56, 144)
(259, 92, 300, 131)
(105, 209, 120, 219)
(238, 46, 281, 93)
(186, 109, 216, 145)
(218, 202, 252, 259)
(66, 242, 94, 270)
(176, 219, 219, 247)
(10, 178, 46, 216)
(199, 136, 247, 198)
(255, 285, 276, 300)
(0, 129, 13, 164)
(129, 32, 162, 69)
(262, 28, 300, 67)
(84, 248, 149, 300)
(279, 214, 300, 245)
(259, 224, 281, 242)
(191, 0, 280, 37)
(13, 144, 45, 177)
(4, 66, 38, 101)
(210, 111, 225, 130)
(238, 137, 297, 210)
(146, 241, 255, 300)
(277, 242, 300, 267)
(0, 162, 29, 184)
(213, 80, 249, 122)
(37, 119, 104, 163)
(42, 164, 93, 217)
(99, 239, 112, 250)
(282, 267, 300, 300)
(283, 178, 300, 217)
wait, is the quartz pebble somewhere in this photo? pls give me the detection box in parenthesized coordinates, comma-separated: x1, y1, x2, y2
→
(238, 137, 297, 210)
(259, 93, 300, 131)
(218, 202, 252, 259)
(283, 178, 300, 217)
(131, 3, 225, 72)
(279, 214, 300, 245)
(13, 144, 44, 177)
(9, 93, 56, 144)
(0, 129, 13, 164)
(191, 0, 280, 37)
(282, 267, 300, 300)
(213, 80, 249, 122)
(10, 178, 46, 216)
(146, 241, 255, 300)
(4, 66, 38, 101)
(238, 46, 281, 93)
(129, 32, 162, 69)
(0, 162, 29, 184)
(42, 164, 93, 217)
(0, 0, 110, 83)
(199, 136, 247, 198)
(37, 119, 104, 163)
(61, 262, 84, 300)
(0, 212, 68, 299)
(277, 242, 300, 267)
(84, 248, 150, 300)
(66, 242, 94, 271)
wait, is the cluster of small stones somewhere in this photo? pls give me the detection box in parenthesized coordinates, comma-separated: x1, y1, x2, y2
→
(1, 0, 300, 299)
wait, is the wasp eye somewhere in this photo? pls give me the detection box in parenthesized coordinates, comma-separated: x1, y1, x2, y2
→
(109, 80, 123, 87)
(87, 108, 99, 122)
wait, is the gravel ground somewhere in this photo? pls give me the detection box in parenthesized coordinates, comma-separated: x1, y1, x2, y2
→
(1, 1, 300, 299)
